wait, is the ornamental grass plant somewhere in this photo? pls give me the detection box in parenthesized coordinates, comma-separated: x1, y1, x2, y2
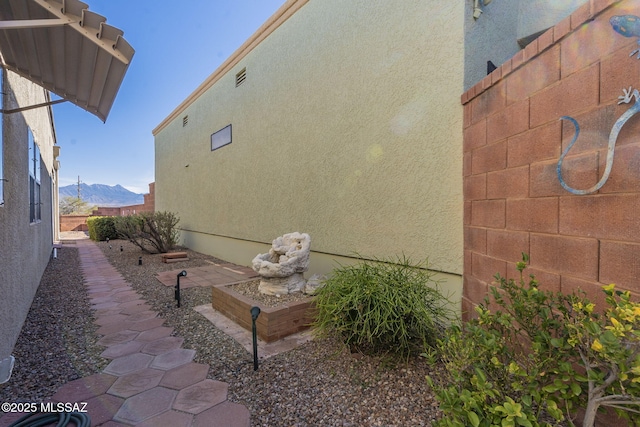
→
(313, 255, 454, 358)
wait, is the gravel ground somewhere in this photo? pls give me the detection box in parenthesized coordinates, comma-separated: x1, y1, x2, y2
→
(230, 280, 310, 307)
(0, 245, 107, 404)
(1, 238, 446, 426)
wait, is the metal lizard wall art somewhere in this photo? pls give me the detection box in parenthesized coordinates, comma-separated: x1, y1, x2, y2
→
(556, 15, 640, 195)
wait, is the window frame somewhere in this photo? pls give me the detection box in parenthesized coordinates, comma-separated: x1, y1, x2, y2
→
(28, 128, 41, 223)
(211, 124, 232, 151)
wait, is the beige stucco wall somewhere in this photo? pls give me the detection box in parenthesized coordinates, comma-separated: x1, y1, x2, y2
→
(0, 71, 57, 368)
(155, 0, 465, 297)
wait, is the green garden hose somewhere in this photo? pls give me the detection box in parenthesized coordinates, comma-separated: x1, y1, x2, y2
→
(8, 411, 91, 427)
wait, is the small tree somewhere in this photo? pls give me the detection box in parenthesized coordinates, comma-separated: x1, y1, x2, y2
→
(429, 254, 640, 427)
(60, 196, 91, 214)
(114, 211, 180, 253)
(565, 284, 640, 425)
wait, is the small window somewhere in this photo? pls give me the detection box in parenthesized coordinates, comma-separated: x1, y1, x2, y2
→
(235, 68, 246, 87)
(211, 124, 232, 151)
(29, 128, 41, 223)
(183, 115, 188, 127)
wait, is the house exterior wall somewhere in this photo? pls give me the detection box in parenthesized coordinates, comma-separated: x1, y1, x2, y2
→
(464, 0, 588, 91)
(0, 70, 57, 372)
(155, 0, 466, 297)
(463, 0, 639, 316)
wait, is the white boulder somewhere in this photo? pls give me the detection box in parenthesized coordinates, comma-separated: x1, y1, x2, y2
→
(252, 232, 311, 295)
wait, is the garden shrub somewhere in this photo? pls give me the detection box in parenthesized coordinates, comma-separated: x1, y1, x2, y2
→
(428, 254, 640, 427)
(313, 255, 454, 358)
(87, 216, 118, 241)
(114, 211, 180, 254)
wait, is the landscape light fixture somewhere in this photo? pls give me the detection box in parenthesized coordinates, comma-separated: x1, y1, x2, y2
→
(175, 270, 187, 308)
(250, 306, 261, 371)
(138, 256, 142, 266)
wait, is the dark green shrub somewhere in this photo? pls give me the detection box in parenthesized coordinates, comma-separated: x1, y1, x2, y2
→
(114, 211, 180, 253)
(87, 216, 118, 241)
(313, 255, 453, 358)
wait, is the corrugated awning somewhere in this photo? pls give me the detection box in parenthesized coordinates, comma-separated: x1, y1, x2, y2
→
(0, 0, 134, 122)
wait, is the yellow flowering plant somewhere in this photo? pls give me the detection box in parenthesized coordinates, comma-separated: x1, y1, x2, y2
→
(429, 254, 640, 427)
(564, 283, 640, 426)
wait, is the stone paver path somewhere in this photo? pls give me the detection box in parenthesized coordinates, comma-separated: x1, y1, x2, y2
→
(1, 239, 251, 427)
(155, 264, 258, 289)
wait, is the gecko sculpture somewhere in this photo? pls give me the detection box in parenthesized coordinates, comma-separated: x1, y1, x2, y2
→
(610, 14, 640, 58)
(556, 15, 640, 195)
(557, 87, 640, 195)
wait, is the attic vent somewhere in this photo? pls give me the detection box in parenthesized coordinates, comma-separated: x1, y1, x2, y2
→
(182, 115, 188, 127)
(235, 68, 246, 87)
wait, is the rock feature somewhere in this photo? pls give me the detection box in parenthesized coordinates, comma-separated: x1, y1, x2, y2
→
(252, 232, 311, 295)
(303, 274, 326, 295)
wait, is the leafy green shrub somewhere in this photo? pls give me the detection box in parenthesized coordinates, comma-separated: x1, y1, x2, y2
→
(428, 254, 640, 427)
(114, 211, 180, 253)
(313, 255, 453, 358)
(87, 216, 118, 241)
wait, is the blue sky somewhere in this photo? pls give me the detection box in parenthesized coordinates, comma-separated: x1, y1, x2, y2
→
(53, 0, 286, 194)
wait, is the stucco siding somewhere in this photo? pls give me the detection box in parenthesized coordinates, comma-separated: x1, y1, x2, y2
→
(464, 0, 587, 90)
(0, 71, 56, 365)
(156, 0, 465, 283)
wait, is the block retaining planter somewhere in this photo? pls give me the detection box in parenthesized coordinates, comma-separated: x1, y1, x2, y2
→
(211, 282, 316, 343)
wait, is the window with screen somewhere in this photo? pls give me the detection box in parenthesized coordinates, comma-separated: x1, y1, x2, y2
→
(29, 128, 41, 223)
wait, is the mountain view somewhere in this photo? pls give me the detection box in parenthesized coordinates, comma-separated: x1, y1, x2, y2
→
(59, 183, 144, 207)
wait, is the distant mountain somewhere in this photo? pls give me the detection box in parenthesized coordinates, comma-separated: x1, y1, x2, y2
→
(59, 183, 144, 207)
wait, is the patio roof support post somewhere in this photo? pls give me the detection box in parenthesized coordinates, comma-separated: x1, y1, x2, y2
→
(0, 98, 67, 114)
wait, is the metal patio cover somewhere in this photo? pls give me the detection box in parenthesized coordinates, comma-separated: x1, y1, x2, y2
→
(0, 0, 134, 121)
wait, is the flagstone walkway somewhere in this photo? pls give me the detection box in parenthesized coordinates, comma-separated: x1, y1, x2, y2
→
(155, 263, 258, 289)
(2, 238, 251, 427)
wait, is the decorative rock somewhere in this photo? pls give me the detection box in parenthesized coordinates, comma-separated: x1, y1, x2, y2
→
(252, 232, 311, 295)
(303, 274, 326, 295)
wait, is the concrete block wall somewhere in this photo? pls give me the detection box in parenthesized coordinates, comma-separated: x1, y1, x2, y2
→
(144, 182, 155, 212)
(91, 207, 121, 216)
(462, 0, 640, 318)
(59, 215, 90, 232)
(93, 182, 155, 217)
(60, 183, 155, 232)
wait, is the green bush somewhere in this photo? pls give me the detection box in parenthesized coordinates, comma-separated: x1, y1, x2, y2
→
(313, 255, 453, 358)
(114, 211, 180, 253)
(87, 216, 118, 241)
(428, 254, 640, 427)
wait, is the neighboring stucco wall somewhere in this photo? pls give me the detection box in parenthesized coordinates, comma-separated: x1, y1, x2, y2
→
(0, 71, 56, 367)
(155, 0, 465, 296)
(464, 0, 587, 90)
